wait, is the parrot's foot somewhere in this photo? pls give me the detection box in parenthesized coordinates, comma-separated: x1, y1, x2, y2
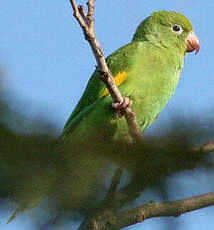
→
(112, 97, 133, 117)
(112, 97, 133, 110)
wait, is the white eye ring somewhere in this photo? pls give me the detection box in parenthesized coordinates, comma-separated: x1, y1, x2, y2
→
(171, 24, 183, 34)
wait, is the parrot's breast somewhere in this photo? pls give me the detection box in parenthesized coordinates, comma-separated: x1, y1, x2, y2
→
(115, 44, 184, 135)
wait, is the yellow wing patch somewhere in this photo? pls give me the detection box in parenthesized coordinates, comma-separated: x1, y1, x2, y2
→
(101, 72, 128, 97)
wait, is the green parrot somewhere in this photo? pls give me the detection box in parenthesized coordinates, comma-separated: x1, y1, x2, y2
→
(62, 10, 200, 144)
(7, 10, 200, 223)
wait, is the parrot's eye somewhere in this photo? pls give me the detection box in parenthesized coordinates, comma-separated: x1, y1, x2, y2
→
(171, 24, 183, 34)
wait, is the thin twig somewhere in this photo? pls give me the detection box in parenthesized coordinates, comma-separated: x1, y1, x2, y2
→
(87, 0, 95, 27)
(68, 0, 143, 142)
(106, 168, 123, 198)
(69, 0, 86, 29)
(78, 5, 87, 22)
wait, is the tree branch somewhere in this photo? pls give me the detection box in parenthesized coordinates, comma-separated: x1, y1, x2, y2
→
(79, 191, 214, 230)
(68, 0, 143, 142)
(105, 168, 123, 198)
(113, 191, 214, 229)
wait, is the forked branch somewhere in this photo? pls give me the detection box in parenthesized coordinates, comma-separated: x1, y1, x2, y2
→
(69, 0, 143, 142)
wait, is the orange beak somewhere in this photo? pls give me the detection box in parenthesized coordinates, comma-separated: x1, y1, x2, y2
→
(185, 31, 200, 54)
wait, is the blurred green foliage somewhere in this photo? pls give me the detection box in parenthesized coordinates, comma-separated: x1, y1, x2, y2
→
(0, 74, 213, 228)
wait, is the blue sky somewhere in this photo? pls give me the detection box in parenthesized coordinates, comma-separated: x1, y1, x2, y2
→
(0, 0, 214, 229)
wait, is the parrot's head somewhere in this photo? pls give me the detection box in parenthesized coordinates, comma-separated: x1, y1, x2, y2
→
(132, 11, 200, 55)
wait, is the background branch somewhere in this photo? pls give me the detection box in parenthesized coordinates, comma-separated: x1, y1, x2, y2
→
(79, 191, 214, 230)
(113, 191, 214, 229)
(191, 140, 214, 154)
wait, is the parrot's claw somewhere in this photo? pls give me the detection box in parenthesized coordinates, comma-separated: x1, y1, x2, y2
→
(112, 97, 133, 110)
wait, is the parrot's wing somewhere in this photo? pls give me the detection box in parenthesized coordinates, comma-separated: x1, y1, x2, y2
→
(62, 42, 139, 137)
(61, 97, 105, 138)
